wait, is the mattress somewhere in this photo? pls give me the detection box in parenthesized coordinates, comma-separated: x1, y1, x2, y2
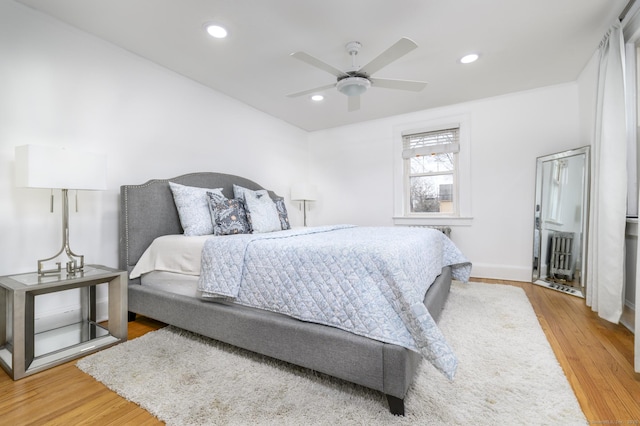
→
(130, 234, 208, 278)
(132, 234, 208, 298)
(141, 271, 200, 298)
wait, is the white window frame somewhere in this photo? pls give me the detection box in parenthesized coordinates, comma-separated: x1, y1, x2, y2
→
(402, 126, 460, 216)
(393, 114, 472, 226)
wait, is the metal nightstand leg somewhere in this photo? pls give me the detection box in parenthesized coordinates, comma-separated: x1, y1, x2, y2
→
(11, 290, 26, 380)
(108, 272, 128, 340)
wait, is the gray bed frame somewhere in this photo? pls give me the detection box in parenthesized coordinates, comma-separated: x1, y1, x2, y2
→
(119, 172, 452, 415)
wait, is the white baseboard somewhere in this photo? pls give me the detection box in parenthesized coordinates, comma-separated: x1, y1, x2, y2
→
(470, 263, 532, 282)
(34, 298, 109, 334)
(620, 302, 635, 334)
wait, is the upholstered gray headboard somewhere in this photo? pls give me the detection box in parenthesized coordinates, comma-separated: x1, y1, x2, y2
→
(119, 172, 278, 283)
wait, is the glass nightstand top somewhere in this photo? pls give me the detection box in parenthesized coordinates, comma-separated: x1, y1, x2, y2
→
(7, 266, 113, 287)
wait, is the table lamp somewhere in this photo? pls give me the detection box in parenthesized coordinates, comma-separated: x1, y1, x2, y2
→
(15, 145, 107, 275)
(290, 183, 317, 227)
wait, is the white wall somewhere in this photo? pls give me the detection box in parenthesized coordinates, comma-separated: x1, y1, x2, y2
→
(0, 1, 601, 305)
(0, 2, 307, 319)
(308, 84, 583, 281)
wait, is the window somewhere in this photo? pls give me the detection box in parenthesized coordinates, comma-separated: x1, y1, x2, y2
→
(402, 126, 459, 215)
(393, 114, 471, 226)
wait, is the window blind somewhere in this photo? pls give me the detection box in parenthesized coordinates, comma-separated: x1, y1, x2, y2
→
(402, 126, 460, 159)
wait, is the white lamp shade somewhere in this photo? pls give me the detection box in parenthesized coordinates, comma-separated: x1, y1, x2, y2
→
(15, 145, 107, 190)
(290, 182, 317, 201)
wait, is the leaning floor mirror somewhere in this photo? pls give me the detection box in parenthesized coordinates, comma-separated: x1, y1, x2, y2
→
(532, 146, 590, 297)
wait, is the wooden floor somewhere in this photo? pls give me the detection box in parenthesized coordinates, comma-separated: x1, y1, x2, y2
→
(476, 278, 640, 423)
(0, 279, 638, 425)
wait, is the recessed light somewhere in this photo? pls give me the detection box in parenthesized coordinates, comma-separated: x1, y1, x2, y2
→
(311, 94, 324, 102)
(460, 53, 479, 64)
(205, 24, 228, 39)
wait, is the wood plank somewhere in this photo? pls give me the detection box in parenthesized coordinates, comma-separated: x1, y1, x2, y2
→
(0, 319, 165, 425)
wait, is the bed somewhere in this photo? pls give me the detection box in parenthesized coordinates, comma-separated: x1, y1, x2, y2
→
(119, 172, 471, 415)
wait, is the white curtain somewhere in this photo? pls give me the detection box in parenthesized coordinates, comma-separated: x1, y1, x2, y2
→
(586, 22, 628, 323)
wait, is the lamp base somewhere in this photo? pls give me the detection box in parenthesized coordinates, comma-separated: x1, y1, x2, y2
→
(302, 200, 308, 227)
(38, 253, 84, 276)
(37, 189, 85, 276)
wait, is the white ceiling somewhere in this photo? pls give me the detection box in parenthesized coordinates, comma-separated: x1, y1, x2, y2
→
(17, 0, 628, 131)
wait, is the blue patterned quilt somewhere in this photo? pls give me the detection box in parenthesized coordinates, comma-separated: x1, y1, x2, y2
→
(197, 225, 471, 379)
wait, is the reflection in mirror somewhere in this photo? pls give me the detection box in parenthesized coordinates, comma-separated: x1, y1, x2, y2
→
(532, 146, 590, 298)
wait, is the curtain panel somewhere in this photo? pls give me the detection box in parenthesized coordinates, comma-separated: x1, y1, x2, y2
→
(586, 22, 628, 323)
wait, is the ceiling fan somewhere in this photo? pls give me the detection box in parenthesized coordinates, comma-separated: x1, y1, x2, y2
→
(287, 37, 427, 111)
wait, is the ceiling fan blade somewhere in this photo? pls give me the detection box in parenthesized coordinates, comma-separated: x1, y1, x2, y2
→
(348, 95, 361, 112)
(359, 37, 418, 76)
(286, 83, 336, 98)
(291, 51, 349, 78)
(370, 77, 427, 92)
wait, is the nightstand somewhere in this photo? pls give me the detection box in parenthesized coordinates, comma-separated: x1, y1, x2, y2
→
(0, 265, 127, 380)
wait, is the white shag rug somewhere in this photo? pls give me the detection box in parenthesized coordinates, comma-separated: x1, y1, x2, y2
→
(76, 282, 586, 425)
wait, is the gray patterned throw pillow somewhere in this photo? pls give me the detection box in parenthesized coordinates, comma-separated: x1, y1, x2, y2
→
(207, 193, 251, 235)
(274, 198, 290, 230)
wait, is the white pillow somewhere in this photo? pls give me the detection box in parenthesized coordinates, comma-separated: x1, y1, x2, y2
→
(169, 182, 224, 236)
(234, 184, 281, 233)
(233, 184, 269, 201)
(243, 191, 282, 233)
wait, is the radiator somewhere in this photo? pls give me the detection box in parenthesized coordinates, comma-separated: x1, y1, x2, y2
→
(550, 231, 574, 280)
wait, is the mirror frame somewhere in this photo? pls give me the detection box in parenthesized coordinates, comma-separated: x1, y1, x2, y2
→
(532, 146, 590, 296)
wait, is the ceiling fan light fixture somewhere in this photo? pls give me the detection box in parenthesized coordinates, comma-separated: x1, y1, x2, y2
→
(336, 77, 371, 97)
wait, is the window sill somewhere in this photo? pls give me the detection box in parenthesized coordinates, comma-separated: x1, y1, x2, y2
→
(392, 216, 473, 227)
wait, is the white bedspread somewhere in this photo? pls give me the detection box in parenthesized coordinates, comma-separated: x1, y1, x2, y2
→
(197, 225, 471, 379)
